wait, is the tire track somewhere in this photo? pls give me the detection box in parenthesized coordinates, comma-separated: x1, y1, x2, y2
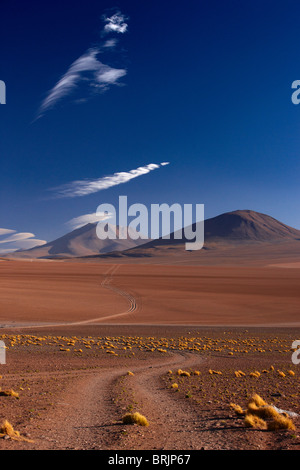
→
(21, 353, 207, 449)
(1, 264, 137, 329)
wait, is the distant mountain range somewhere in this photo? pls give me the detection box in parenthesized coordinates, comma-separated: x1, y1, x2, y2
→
(4, 210, 300, 263)
(5, 223, 146, 259)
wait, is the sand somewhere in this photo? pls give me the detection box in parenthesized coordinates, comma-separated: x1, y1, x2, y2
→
(0, 324, 299, 450)
(0, 260, 299, 451)
(0, 261, 300, 327)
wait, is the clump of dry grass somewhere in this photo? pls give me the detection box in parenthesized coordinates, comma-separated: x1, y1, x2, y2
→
(230, 393, 297, 432)
(230, 403, 245, 416)
(0, 420, 33, 442)
(277, 370, 286, 378)
(0, 388, 19, 399)
(244, 414, 267, 430)
(171, 383, 179, 389)
(234, 370, 246, 378)
(249, 371, 261, 378)
(177, 370, 190, 377)
(122, 412, 149, 427)
(267, 415, 296, 431)
(248, 403, 280, 419)
(248, 393, 267, 408)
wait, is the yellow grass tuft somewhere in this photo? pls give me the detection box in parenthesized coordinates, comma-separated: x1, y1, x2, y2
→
(171, 383, 179, 389)
(248, 404, 280, 420)
(234, 370, 246, 377)
(0, 388, 19, 399)
(277, 370, 286, 378)
(127, 371, 134, 376)
(122, 412, 149, 427)
(244, 414, 267, 430)
(267, 414, 296, 431)
(242, 393, 297, 432)
(0, 420, 34, 442)
(249, 371, 261, 378)
(288, 370, 295, 376)
(179, 370, 190, 377)
(248, 393, 267, 408)
(230, 403, 245, 416)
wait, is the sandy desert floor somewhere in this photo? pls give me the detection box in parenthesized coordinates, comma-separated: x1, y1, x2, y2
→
(0, 261, 300, 327)
(0, 325, 299, 450)
(0, 260, 299, 450)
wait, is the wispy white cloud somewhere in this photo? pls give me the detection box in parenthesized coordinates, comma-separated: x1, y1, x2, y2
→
(36, 10, 128, 119)
(53, 162, 170, 198)
(0, 229, 46, 254)
(103, 12, 128, 34)
(103, 38, 118, 49)
(0, 232, 36, 244)
(67, 212, 112, 230)
(37, 49, 126, 118)
(0, 228, 15, 236)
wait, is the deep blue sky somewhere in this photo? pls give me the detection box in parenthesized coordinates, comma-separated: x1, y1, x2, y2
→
(1, 0, 300, 246)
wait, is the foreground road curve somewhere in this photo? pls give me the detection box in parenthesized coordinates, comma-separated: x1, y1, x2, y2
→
(20, 352, 206, 450)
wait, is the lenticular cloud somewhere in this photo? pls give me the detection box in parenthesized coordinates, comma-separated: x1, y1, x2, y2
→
(53, 162, 169, 198)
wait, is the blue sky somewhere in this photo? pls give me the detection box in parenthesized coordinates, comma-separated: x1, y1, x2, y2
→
(1, 0, 300, 251)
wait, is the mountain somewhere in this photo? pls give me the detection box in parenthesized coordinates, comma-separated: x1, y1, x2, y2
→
(6, 223, 148, 259)
(129, 209, 300, 248)
(87, 210, 300, 265)
(5, 210, 300, 264)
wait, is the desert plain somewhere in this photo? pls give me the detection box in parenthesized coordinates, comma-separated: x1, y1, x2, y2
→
(0, 258, 299, 450)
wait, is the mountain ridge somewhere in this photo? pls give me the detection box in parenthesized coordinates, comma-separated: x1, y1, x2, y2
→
(4, 209, 300, 260)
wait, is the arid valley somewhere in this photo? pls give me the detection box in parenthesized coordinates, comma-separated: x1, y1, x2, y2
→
(0, 225, 300, 451)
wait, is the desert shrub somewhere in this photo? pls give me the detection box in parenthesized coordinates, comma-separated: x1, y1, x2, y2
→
(267, 415, 295, 431)
(0, 420, 33, 442)
(230, 403, 245, 416)
(122, 412, 149, 427)
(0, 389, 19, 399)
(244, 414, 267, 430)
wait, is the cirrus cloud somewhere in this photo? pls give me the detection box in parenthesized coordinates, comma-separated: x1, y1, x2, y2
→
(36, 10, 128, 120)
(52, 162, 170, 198)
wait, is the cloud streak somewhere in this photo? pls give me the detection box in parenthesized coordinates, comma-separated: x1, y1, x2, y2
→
(53, 162, 170, 198)
(36, 11, 128, 119)
(0, 229, 46, 254)
(67, 212, 112, 230)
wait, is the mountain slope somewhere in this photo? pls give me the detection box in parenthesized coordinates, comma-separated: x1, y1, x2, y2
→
(5, 210, 300, 261)
(7, 223, 147, 259)
(90, 210, 300, 262)
(133, 209, 300, 249)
